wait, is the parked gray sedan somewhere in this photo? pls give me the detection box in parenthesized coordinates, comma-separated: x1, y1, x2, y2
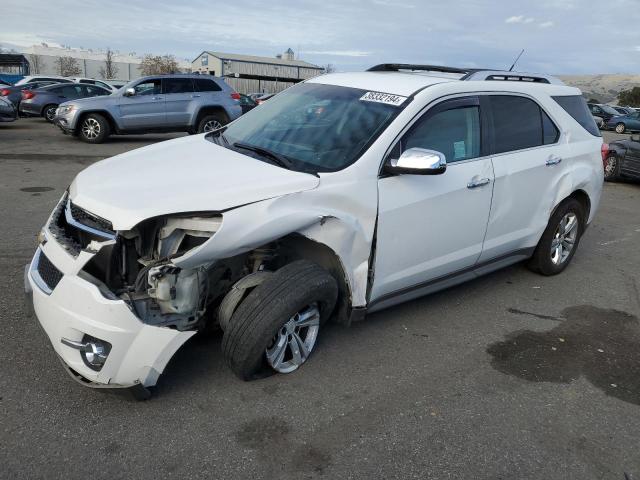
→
(0, 96, 17, 122)
(0, 81, 62, 107)
(53, 74, 242, 143)
(19, 83, 111, 122)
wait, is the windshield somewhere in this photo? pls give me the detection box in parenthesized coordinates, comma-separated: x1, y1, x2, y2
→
(218, 83, 406, 173)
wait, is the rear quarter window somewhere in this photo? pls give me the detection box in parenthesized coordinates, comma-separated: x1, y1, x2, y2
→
(194, 78, 222, 92)
(553, 95, 601, 137)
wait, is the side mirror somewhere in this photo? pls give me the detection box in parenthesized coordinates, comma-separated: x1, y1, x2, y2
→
(384, 148, 447, 175)
(124, 87, 136, 97)
(631, 134, 640, 143)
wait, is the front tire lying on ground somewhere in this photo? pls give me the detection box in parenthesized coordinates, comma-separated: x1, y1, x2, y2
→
(79, 113, 110, 143)
(528, 198, 585, 276)
(222, 260, 338, 381)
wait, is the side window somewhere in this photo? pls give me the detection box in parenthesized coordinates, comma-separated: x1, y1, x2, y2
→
(193, 78, 222, 92)
(553, 95, 601, 137)
(488, 95, 545, 154)
(542, 110, 560, 145)
(134, 79, 161, 96)
(401, 103, 481, 163)
(163, 78, 194, 94)
(60, 85, 82, 98)
(79, 79, 93, 84)
(84, 85, 110, 96)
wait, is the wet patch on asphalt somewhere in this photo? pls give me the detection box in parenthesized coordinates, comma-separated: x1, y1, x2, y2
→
(19, 186, 54, 193)
(488, 305, 640, 405)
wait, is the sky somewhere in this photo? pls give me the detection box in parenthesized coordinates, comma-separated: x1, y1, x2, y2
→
(2, 0, 640, 74)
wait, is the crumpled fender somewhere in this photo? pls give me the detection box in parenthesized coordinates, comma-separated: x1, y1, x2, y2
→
(172, 178, 379, 307)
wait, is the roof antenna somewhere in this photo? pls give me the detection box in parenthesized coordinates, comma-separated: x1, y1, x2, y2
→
(509, 49, 525, 72)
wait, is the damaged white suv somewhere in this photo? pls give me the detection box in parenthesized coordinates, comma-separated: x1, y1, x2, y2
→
(26, 64, 603, 398)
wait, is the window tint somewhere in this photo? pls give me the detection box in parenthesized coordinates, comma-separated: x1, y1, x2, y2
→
(552, 95, 601, 137)
(83, 85, 110, 96)
(163, 78, 194, 94)
(60, 85, 82, 98)
(489, 96, 545, 154)
(193, 78, 221, 92)
(134, 79, 161, 96)
(79, 79, 93, 84)
(402, 105, 481, 163)
(542, 110, 560, 145)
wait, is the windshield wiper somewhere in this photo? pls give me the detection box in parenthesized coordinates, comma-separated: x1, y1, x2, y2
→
(233, 142, 294, 169)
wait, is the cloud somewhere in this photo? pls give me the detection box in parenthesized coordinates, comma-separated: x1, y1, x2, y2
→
(505, 15, 535, 24)
(539, 21, 555, 28)
(304, 50, 372, 57)
(372, 0, 415, 8)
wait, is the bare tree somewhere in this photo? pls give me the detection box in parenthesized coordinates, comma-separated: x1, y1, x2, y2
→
(324, 64, 336, 74)
(98, 48, 119, 79)
(55, 56, 82, 76)
(28, 54, 43, 74)
(140, 54, 180, 75)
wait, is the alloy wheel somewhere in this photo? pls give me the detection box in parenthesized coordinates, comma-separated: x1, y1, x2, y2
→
(265, 303, 320, 373)
(550, 212, 578, 265)
(45, 107, 56, 121)
(82, 118, 101, 139)
(615, 123, 626, 134)
(604, 156, 617, 179)
(203, 120, 222, 132)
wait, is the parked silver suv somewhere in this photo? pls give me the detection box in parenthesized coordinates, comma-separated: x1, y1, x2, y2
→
(53, 74, 243, 143)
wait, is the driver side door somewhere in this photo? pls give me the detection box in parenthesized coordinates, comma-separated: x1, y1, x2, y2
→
(117, 78, 166, 129)
(370, 96, 494, 306)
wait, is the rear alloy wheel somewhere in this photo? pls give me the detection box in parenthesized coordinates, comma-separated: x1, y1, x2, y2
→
(197, 114, 226, 134)
(528, 198, 584, 276)
(79, 114, 110, 143)
(604, 155, 620, 181)
(222, 260, 338, 380)
(615, 122, 626, 134)
(43, 104, 57, 123)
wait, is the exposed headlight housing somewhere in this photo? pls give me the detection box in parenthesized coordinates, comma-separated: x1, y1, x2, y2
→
(156, 215, 222, 259)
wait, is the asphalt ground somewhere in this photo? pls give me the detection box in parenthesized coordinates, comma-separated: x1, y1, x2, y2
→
(1, 119, 639, 479)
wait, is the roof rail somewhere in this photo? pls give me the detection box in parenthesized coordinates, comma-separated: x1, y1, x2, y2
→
(461, 70, 565, 85)
(367, 64, 471, 75)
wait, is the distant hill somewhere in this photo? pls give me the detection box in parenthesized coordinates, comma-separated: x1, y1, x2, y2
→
(558, 74, 640, 104)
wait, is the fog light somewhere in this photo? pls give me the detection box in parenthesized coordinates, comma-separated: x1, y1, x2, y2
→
(61, 335, 112, 371)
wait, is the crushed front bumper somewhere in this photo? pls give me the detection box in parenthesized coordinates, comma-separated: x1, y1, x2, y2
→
(25, 224, 196, 394)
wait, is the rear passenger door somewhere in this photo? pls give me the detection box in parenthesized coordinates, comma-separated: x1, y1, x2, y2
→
(478, 94, 563, 262)
(163, 77, 196, 127)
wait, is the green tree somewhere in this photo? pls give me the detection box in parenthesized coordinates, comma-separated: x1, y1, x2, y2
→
(617, 87, 640, 107)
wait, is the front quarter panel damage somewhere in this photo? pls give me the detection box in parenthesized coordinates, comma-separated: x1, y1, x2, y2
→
(172, 177, 379, 307)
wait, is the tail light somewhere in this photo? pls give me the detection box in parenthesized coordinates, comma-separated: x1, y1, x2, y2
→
(230, 92, 241, 100)
(601, 143, 610, 166)
(22, 90, 35, 100)
(0, 88, 9, 96)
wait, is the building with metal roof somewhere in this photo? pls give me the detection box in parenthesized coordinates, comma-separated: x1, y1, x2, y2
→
(192, 49, 324, 95)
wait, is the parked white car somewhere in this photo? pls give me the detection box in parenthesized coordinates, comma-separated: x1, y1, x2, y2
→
(68, 77, 119, 93)
(25, 64, 603, 398)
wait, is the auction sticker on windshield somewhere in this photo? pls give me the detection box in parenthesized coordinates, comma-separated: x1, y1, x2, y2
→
(360, 91, 408, 107)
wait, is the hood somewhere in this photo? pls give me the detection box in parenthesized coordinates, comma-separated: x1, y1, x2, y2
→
(70, 135, 320, 230)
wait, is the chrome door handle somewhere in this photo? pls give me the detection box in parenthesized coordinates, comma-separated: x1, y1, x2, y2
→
(467, 177, 491, 189)
(546, 155, 562, 166)
(151, 96, 163, 100)
(191, 94, 201, 98)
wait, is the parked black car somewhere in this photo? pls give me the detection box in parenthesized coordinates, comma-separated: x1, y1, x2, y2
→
(238, 93, 257, 114)
(603, 135, 640, 181)
(588, 103, 621, 126)
(19, 83, 111, 122)
(0, 95, 17, 122)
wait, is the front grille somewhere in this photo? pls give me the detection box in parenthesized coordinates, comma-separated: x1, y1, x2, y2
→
(47, 196, 116, 257)
(69, 202, 114, 235)
(36, 251, 63, 291)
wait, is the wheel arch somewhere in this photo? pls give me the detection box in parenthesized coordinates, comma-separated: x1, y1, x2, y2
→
(74, 110, 118, 134)
(41, 103, 58, 118)
(193, 106, 230, 129)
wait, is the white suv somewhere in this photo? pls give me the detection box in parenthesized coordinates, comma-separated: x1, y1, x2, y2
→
(25, 64, 603, 398)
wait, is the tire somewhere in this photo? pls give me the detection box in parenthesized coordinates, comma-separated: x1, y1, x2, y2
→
(603, 154, 621, 182)
(222, 260, 338, 381)
(43, 104, 58, 123)
(615, 122, 626, 134)
(79, 113, 110, 143)
(196, 113, 227, 134)
(528, 198, 585, 276)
